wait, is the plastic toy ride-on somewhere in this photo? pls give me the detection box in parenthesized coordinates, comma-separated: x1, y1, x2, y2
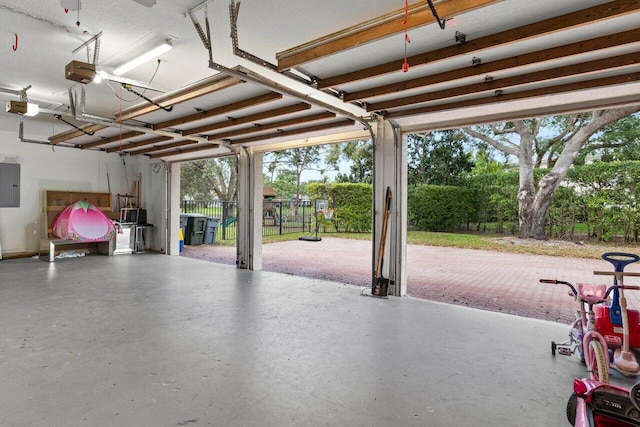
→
(593, 253, 640, 377)
(567, 378, 640, 426)
(542, 253, 640, 384)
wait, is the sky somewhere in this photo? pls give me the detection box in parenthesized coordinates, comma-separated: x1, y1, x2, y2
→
(300, 159, 352, 182)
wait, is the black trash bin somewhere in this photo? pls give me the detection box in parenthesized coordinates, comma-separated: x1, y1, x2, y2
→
(203, 217, 219, 244)
(182, 214, 207, 245)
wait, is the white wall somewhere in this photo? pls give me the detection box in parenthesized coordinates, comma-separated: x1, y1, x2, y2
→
(0, 120, 166, 255)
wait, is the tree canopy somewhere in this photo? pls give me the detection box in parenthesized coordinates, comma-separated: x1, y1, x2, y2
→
(407, 130, 474, 186)
(265, 146, 336, 200)
(586, 113, 640, 162)
(327, 140, 373, 184)
(180, 157, 237, 201)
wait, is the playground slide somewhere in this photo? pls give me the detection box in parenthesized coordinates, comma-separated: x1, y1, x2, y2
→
(223, 217, 237, 227)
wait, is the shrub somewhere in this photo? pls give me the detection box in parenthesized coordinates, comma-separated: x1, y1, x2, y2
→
(407, 185, 475, 231)
(308, 182, 372, 232)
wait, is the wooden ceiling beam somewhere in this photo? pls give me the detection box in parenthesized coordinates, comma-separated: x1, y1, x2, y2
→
(347, 28, 640, 102)
(129, 140, 197, 156)
(383, 72, 640, 119)
(105, 136, 173, 153)
(368, 52, 640, 111)
(49, 124, 106, 145)
(228, 119, 355, 145)
(276, 0, 500, 71)
(79, 131, 144, 150)
(207, 111, 336, 141)
(148, 143, 221, 159)
(183, 103, 311, 136)
(152, 92, 282, 130)
(117, 75, 243, 122)
(321, 0, 640, 90)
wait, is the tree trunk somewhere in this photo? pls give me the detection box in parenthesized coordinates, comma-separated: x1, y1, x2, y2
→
(529, 190, 555, 239)
(518, 184, 538, 238)
(516, 122, 541, 239)
(519, 108, 640, 239)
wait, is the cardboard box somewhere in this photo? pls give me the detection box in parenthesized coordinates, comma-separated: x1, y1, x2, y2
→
(6, 100, 27, 115)
(65, 60, 96, 84)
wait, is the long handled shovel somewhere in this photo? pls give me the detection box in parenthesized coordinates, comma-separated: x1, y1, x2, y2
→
(373, 187, 392, 296)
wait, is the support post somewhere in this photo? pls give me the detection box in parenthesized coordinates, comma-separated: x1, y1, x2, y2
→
(168, 162, 181, 256)
(373, 118, 407, 296)
(236, 147, 263, 270)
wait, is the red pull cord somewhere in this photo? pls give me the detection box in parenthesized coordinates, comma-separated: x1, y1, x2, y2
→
(12, 34, 18, 51)
(403, 0, 410, 72)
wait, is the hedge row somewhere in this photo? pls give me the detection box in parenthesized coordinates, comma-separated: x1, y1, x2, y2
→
(308, 161, 640, 241)
(407, 185, 475, 231)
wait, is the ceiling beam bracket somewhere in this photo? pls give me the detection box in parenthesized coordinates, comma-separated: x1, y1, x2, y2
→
(228, 0, 314, 86)
(19, 121, 54, 147)
(426, 0, 446, 30)
(71, 31, 103, 65)
(187, 0, 213, 62)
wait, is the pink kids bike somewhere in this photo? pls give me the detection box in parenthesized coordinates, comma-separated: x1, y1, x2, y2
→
(540, 278, 620, 384)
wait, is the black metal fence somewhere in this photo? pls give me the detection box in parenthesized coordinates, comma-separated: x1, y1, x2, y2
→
(180, 199, 313, 241)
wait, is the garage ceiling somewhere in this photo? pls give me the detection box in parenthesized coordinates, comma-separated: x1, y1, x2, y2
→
(0, 0, 638, 162)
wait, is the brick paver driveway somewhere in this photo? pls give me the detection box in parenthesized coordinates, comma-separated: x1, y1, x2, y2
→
(182, 237, 640, 324)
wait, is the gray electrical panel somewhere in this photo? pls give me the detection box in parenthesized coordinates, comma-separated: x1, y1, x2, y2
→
(0, 163, 20, 207)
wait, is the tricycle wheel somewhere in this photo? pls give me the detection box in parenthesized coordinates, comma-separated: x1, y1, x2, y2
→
(566, 393, 577, 425)
(551, 341, 556, 356)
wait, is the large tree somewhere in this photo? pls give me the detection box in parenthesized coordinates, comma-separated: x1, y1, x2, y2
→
(463, 106, 640, 239)
(180, 157, 237, 201)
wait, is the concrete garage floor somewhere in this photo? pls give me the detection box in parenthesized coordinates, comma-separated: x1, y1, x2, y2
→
(1, 254, 634, 426)
(182, 237, 640, 324)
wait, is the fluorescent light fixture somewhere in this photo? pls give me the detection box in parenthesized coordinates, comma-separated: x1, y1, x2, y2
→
(113, 40, 172, 76)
